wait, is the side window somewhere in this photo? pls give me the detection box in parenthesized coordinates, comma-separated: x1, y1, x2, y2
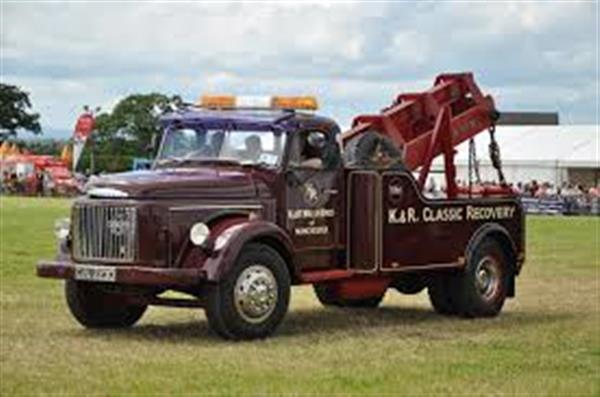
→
(288, 130, 340, 170)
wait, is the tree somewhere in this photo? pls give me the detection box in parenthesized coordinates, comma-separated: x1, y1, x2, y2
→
(0, 84, 42, 136)
(18, 138, 67, 156)
(78, 93, 181, 173)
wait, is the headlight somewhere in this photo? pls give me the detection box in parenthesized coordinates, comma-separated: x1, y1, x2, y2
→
(190, 223, 210, 246)
(54, 217, 70, 240)
(214, 224, 245, 251)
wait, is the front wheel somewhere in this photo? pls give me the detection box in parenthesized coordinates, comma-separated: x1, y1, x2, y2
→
(65, 280, 147, 328)
(205, 243, 291, 340)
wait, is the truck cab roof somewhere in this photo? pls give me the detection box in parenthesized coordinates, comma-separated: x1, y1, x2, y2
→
(159, 108, 341, 135)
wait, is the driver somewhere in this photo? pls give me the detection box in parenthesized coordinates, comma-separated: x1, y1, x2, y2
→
(299, 132, 325, 168)
(243, 135, 262, 162)
(300, 145, 322, 168)
(197, 132, 224, 157)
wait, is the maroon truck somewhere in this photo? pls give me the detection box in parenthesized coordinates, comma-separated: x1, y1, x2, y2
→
(38, 74, 540, 340)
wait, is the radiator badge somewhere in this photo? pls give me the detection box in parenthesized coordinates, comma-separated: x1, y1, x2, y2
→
(107, 219, 131, 236)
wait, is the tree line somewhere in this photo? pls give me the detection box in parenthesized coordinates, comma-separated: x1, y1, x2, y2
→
(1, 83, 179, 173)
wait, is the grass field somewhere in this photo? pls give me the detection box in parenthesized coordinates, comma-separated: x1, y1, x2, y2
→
(0, 196, 598, 395)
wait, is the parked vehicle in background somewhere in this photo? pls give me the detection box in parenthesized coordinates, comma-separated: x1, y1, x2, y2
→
(0, 153, 81, 196)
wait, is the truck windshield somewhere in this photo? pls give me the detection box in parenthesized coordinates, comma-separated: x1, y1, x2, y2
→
(155, 127, 286, 168)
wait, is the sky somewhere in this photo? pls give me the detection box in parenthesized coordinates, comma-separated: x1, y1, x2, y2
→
(1, 1, 598, 139)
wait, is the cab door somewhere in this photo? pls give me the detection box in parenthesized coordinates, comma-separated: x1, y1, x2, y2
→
(284, 129, 343, 270)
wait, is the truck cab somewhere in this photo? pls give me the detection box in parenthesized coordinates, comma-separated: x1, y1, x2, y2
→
(38, 84, 525, 340)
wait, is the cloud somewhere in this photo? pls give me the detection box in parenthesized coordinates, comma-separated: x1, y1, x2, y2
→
(1, 1, 597, 134)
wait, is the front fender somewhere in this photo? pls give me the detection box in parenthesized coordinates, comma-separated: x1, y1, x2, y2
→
(201, 221, 294, 282)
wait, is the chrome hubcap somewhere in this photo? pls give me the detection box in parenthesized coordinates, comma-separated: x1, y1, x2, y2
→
(475, 256, 500, 300)
(234, 265, 278, 324)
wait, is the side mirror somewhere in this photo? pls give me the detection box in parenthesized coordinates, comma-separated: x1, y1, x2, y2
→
(146, 133, 159, 154)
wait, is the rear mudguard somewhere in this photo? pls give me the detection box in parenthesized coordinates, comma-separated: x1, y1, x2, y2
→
(201, 221, 295, 282)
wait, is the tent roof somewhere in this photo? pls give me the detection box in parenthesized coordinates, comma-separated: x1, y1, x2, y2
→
(449, 125, 599, 168)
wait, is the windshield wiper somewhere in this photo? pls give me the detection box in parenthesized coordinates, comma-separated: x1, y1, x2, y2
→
(192, 158, 243, 166)
(155, 156, 183, 166)
(241, 160, 274, 169)
(156, 157, 243, 168)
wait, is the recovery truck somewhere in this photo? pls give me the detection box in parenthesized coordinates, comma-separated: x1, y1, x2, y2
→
(37, 73, 553, 339)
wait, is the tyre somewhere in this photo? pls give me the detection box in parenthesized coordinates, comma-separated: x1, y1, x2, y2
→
(65, 280, 147, 328)
(205, 243, 291, 340)
(455, 238, 509, 317)
(344, 131, 404, 169)
(427, 273, 460, 315)
(313, 283, 384, 308)
(393, 274, 427, 295)
(313, 283, 340, 306)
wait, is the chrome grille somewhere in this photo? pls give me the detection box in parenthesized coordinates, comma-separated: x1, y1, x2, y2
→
(72, 204, 137, 262)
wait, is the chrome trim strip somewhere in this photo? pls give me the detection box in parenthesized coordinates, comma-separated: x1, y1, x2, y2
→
(380, 262, 462, 272)
(169, 204, 263, 212)
(87, 187, 129, 198)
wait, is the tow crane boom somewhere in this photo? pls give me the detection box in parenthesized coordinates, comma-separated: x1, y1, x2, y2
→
(342, 73, 557, 199)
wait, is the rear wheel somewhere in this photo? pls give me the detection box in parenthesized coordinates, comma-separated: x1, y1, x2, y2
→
(393, 274, 427, 295)
(427, 274, 459, 315)
(205, 243, 290, 340)
(65, 280, 147, 328)
(313, 283, 384, 308)
(455, 238, 509, 317)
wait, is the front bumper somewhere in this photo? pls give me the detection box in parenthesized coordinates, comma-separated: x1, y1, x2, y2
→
(37, 260, 206, 287)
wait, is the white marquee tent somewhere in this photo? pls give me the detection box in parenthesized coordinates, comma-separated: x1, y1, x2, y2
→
(431, 125, 599, 187)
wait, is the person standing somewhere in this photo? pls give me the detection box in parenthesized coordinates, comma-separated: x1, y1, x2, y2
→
(36, 170, 44, 196)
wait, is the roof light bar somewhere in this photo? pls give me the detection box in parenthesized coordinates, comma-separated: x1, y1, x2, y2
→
(199, 95, 318, 111)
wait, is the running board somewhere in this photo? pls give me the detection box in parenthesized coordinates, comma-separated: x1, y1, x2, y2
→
(128, 295, 205, 308)
(299, 269, 355, 284)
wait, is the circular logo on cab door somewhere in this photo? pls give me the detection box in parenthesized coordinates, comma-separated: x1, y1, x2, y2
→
(302, 182, 320, 206)
(388, 177, 404, 204)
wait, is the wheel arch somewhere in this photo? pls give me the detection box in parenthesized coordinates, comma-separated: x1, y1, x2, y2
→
(204, 210, 254, 226)
(465, 223, 518, 297)
(250, 234, 297, 284)
(466, 223, 517, 273)
(202, 221, 296, 282)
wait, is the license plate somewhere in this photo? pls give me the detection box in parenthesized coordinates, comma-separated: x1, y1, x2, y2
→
(74, 265, 117, 282)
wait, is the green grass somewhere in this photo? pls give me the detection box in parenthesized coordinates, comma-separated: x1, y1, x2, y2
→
(1, 196, 598, 396)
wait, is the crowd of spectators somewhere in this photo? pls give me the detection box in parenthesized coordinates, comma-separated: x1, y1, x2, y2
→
(511, 180, 599, 200)
(1, 169, 48, 196)
(425, 178, 599, 215)
(511, 180, 599, 215)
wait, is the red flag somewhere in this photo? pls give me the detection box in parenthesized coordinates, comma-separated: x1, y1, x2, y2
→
(72, 111, 96, 172)
(73, 112, 95, 141)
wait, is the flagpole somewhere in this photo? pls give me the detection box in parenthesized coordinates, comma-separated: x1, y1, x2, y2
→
(90, 135, 95, 175)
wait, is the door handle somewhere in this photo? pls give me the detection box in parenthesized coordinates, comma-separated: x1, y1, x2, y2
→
(324, 189, 339, 195)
